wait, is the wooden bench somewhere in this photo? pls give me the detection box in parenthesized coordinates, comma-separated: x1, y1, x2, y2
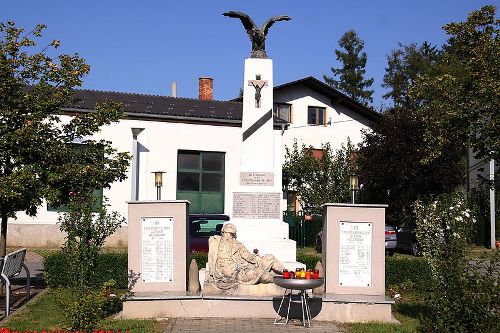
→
(0, 248, 30, 316)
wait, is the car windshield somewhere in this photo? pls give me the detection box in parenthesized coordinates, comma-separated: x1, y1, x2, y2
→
(189, 217, 228, 237)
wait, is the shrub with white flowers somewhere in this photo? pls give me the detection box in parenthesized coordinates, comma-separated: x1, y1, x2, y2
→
(413, 191, 500, 333)
(414, 191, 475, 278)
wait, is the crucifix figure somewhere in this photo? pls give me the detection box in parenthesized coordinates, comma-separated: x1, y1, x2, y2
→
(248, 74, 268, 108)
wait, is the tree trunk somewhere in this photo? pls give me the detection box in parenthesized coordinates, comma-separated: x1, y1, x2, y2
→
(0, 215, 7, 257)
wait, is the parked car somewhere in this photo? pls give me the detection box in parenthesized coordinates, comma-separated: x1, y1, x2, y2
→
(188, 214, 230, 253)
(314, 225, 398, 255)
(385, 225, 397, 256)
(396, 222, 419, 256)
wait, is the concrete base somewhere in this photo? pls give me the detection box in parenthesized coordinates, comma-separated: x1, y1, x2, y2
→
(202, 282, 284, 296)
(121, 292, 395, 323)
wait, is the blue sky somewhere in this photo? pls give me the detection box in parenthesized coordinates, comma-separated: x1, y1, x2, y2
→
(2, 0, 496, 108)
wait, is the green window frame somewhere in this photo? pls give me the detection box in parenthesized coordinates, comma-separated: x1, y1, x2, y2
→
(176, 150, 225, 214)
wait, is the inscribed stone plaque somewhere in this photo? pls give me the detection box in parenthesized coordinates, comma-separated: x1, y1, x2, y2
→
(240, 172, 274, 186)
(233, 192, 280, 219)
(141, 217, 174, 283)
(338, 221, 372, 287)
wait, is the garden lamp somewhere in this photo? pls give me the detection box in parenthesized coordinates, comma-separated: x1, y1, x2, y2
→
(152, 171, 165, 200)
(350, 174, 359, 204)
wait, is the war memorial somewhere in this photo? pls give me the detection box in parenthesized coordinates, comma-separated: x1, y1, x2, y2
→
(122, 11, 394, 325)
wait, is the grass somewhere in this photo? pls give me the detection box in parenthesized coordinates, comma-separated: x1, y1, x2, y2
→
(344, 291, 425, 333)
(3, 288, 166, 332)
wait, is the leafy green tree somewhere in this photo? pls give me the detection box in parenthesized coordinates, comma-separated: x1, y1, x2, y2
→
(357, 108, 465, 224)
(283, 140, 355, 214)
(323, 29, 374, 106)
(0, 21, 130, 256)
(382, 42, 441, 108)
(409, 6, 500, 163)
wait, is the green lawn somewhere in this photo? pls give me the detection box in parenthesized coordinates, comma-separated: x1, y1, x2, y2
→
(3, 289, 166, 332)
(345, 291, 425, 333)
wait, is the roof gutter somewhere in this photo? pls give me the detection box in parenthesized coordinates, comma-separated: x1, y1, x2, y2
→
(61, 107, 242, 125)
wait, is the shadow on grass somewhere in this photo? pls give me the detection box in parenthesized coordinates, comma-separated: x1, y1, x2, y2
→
(394, 301, 428, 320)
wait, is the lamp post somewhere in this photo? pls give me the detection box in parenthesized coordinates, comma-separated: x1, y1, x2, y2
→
(350, 174, 359, 204)
(152, 171, 165, 200)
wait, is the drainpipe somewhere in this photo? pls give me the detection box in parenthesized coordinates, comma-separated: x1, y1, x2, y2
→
(131, 128, 144, 201)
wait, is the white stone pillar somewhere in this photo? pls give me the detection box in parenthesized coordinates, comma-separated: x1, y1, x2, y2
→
(230, 58, 299, 268)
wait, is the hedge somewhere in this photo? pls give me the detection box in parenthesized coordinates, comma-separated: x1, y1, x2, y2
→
(386, 256, 431, 292)
(44, 252, 128, 289)
(44, 250, 430, 292)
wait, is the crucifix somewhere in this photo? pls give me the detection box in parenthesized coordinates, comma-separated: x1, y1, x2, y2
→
(248, 74, 268, 108)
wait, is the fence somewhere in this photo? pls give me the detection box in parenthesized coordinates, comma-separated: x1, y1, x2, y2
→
(283, 211, 323, 247)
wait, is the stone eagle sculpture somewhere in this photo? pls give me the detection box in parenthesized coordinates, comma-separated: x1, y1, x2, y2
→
(223, 11, 291, 58)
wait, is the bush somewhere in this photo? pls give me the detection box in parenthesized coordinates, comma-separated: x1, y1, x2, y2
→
(63, 289, 105, 331)
(59, 195, 124, 289)
(296, 253, 321, 270)
(189, 251, 208, 270)
(44, 252, 127, 289)
(385, 256, 431, 292)
(414, 191, 500, 333)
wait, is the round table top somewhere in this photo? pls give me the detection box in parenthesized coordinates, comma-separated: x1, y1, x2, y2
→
(273, 276, 324, 290)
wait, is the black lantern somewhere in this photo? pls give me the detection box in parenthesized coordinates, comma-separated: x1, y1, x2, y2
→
(152, 171, 165, 200)
(349, 174, 359, 204)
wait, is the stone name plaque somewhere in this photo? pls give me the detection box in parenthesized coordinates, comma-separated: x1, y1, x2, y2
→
(338, 221, 372, 287)
(141, 217, 174, 283)
(233, 192, 281, 219)
(240, 172, 274, 186)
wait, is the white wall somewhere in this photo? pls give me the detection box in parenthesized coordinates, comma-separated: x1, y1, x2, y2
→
(275, 86, 371, 152)
(8, 116, 281, 229)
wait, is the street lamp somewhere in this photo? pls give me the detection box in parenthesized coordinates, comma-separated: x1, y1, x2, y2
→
(152, 171, 165, 200)
(350, 174, 359, 204)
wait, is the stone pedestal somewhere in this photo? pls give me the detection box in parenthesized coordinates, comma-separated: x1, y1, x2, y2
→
(127, 200, 189, 293)
(322, 203, 388, 295)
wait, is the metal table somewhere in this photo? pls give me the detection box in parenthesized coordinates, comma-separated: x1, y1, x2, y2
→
(273, 276, 324, 327)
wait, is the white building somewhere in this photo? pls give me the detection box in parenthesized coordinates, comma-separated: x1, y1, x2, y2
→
(8, 77, 379, 248)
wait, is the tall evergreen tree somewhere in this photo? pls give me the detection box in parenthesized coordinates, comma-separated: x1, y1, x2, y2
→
(323, 29, 374, 106)
(382, 42, 441, 108)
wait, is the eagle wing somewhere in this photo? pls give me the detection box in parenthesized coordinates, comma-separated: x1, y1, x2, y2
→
(261, 15, 291, 36)
(223, 11, 257, 32)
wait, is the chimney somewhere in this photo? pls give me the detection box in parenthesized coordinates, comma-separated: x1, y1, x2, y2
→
(171, 82, 177, 97)
(198, 77, 213, 100)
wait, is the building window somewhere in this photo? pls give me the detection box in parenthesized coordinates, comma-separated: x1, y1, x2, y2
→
(307, 106, 325, 125)
(273, 103, 292, 123)
(177, 150, 225, 214)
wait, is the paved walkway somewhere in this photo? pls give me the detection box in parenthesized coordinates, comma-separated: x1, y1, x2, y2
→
(163, 318, 345, 333)
(0, 250, 45, 321)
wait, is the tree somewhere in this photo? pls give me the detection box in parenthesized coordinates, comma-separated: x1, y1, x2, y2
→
(382, 42, 441, 108)
(357, 108, 465, 224)
(409, 6, 500, 163)
(0, 21, 130, 256)
(283, 140, 355, 214)
(323, 29, 374, 106)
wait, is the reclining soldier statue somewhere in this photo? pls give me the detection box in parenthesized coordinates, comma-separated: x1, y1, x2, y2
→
(205, 223, 284, 292)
